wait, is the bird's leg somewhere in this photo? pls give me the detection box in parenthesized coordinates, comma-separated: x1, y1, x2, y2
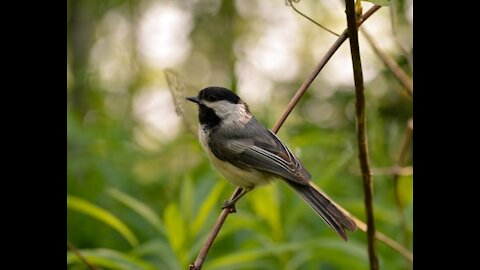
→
(222, 187, 253, 213)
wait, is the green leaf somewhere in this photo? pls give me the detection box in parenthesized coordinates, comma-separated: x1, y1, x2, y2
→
(207, 238, 366, 270)
(207, 242, 302, 269)
(398, 175, 413, 203)
(363, 0, 391, 6)
(163, 203, 187, 264)
(305, 241, 367, 270)
(180, 175, 195, 221)
(191, 181, 227, 235)
(67, 248, 156, 270)
(107, 188, 166, 235)
(67, 194, 139, 246)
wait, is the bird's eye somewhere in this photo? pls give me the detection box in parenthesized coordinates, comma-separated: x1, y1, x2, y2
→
(209, 95, 217, 101)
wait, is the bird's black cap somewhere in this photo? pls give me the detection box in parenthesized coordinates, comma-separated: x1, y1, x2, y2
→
(196, 87, 241, 104)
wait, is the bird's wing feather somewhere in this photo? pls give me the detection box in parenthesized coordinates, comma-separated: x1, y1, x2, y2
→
(209, 117, 311, 185)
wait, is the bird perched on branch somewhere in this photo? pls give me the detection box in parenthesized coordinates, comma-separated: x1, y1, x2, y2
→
(187, 87, 356, 240)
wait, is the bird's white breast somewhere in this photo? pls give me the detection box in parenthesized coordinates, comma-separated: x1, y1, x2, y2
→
(198, 125, 272, 188)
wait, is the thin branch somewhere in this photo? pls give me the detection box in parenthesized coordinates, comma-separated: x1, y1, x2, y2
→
(189, 5, 382, 270)
(373, 166, 412, 176)
(272, 5, 381, 132)
(392, 118, 413, 269)
(344, 0, 378, 269)
(389, 0, 413, 70)
(189, 188, 243, 270)
(67, 240, 101, 270)
(287, 0, 340, 37)
(395, 119, 413, 170)
(352, 216, 413, 263)
(311, 183, 413, 264)
(360, 28, 413, 97)
(350, 166, 413, 176)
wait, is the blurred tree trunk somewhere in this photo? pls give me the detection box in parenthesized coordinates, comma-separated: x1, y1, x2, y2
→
(67, 0, 94, 117)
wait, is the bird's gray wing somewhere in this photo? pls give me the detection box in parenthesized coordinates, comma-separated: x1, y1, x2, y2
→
(209, 117, 311, 185)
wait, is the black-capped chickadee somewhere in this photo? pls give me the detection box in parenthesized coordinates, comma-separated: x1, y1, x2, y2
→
(186, 87, 356, 240)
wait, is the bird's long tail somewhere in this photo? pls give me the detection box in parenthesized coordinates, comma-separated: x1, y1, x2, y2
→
(285, 181, 357, 241)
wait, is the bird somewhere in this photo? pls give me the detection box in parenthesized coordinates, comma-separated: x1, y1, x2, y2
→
(186, 86, 356, 240)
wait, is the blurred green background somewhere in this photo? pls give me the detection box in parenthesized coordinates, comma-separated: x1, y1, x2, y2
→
(67, 0, 413, 269)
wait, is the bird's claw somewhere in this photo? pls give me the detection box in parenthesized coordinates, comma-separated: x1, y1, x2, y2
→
(221, 200, 237, 213)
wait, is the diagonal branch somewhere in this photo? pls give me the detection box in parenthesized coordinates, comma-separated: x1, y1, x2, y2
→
(360, 28, 413, 97)
(319, 191, 413, 264)
(389, 0, 413, 70)
(272, 5, 381, 132)
(189, 188, 243, 270)
(392, 118, 413, 269)
(67, 240, 101, 270)
(344, 1, 378, 270)
(352, 216, 413, 263)
(189, 5, 382, 270)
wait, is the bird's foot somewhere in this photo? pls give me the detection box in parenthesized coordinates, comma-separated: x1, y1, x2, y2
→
(221, 200, 237, 213)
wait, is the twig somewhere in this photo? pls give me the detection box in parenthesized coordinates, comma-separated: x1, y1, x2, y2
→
(344, 1, 378, 270)
(189, 188, 243, 270)
(389, 0, 413, 70)
(350, 166, 413, 176)
(352, 216, 413, 263)
(67, 240, 101, 270)
(372, 166, 412, 176)
(272, 5, 381, 133)
(189, 5, 382, 270)
(313, 184, 413, 264)
(392, 118, 413, 268)
(360, 28, 413, 97)
(287, 0, 340, 37)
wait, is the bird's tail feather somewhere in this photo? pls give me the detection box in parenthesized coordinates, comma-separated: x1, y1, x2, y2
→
(285, 181, 356, 241)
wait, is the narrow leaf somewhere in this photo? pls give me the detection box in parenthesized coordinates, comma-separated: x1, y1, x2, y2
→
(163, 203, 187, 263)
(67, 248, 156, 270)
(191, 181, 227, 235)
(107, 188, 166, 235)
(67, 194, 138, 246)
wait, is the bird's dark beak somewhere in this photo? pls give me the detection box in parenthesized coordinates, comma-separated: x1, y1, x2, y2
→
(186, 96, 200, 104)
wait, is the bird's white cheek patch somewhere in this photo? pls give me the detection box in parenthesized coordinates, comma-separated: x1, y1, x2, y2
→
(203, 100, 236, 118)
(203, 101, 251, 126)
